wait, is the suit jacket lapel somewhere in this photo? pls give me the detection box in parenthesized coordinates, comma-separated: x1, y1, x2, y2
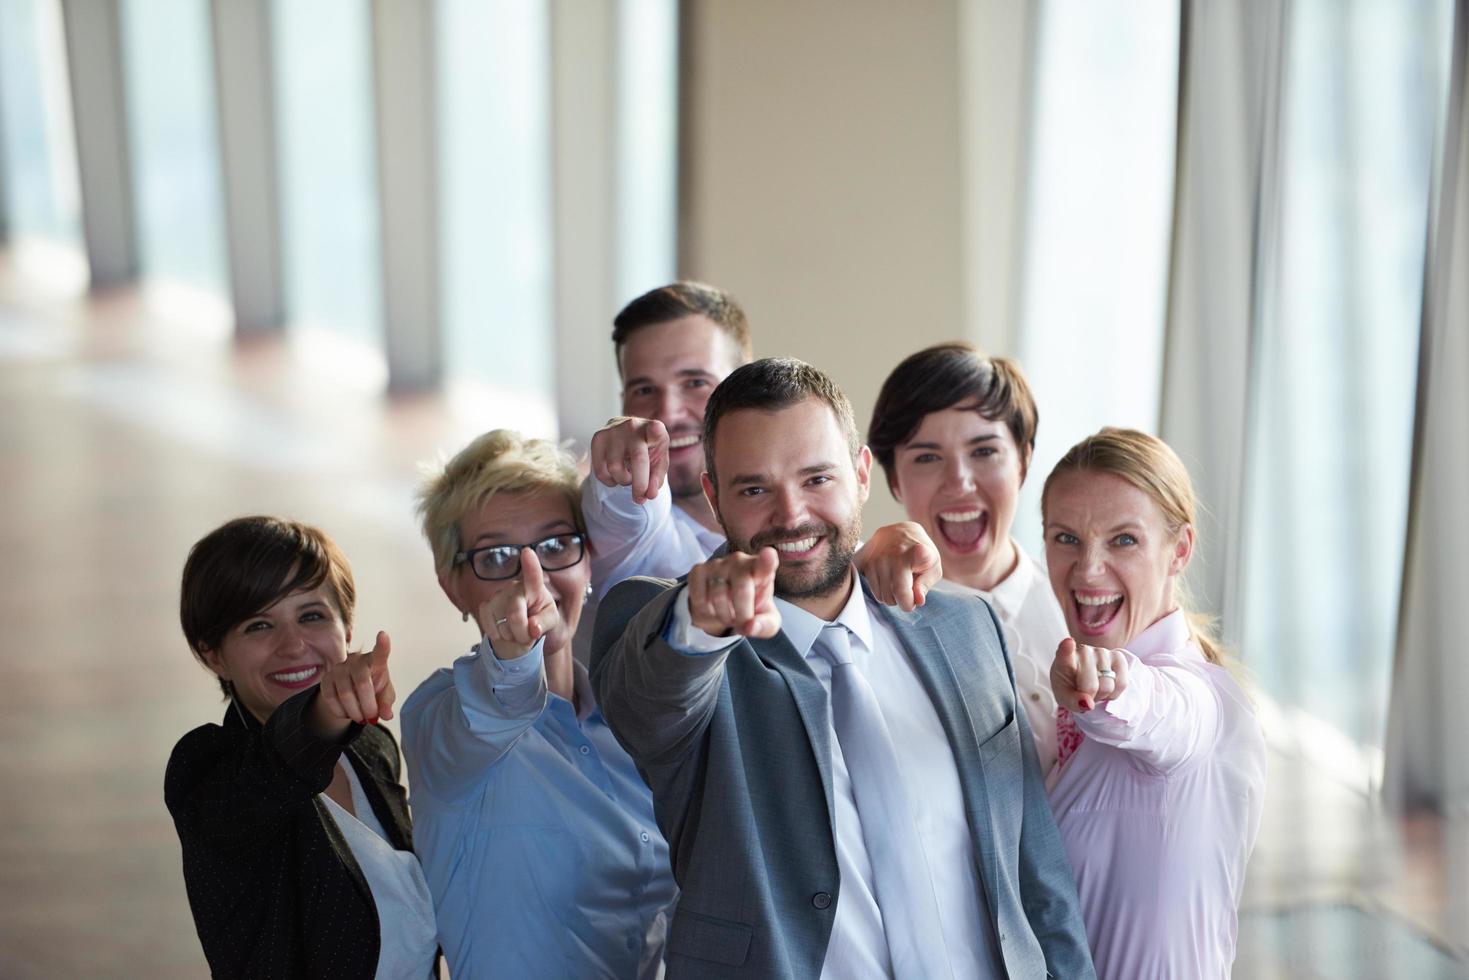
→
(872, 599, 1003, 918)
(749, 630, 836, 832)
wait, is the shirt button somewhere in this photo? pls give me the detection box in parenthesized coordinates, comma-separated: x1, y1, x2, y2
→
(640, 831, 651, 843)
(579, 745, 590, 755)
(812, 892, 832, 909)
(1030, 692, 1041, 702)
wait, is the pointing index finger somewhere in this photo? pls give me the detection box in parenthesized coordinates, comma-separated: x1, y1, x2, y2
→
(520, 548, 545, 601)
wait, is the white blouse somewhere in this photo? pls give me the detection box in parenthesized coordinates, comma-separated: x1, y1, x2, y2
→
(321, 762, 438, 980)
(1046, 609, 1267, 980)
(935, 545, 1067, 775)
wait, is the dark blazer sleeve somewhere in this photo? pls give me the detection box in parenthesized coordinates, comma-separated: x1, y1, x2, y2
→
(165, 688, 363, 851)
(984, 601, 1097, 979)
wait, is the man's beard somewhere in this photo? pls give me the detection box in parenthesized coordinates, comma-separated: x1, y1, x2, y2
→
(668, 460, 705, 500)
(728, 518, 863, 601)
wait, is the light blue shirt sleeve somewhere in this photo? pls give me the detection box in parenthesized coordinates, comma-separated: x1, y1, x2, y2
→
(400, 636, 548, 802)
(665, 586, 742, 656)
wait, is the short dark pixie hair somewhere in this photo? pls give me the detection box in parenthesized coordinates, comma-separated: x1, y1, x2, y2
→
(867, 342, 1039, 491)
(702, 357, 860, 484)
(612, 281, 753, 371)
(180, 516, 356, 697)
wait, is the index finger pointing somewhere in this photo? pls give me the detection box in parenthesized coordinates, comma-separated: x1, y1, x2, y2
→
(369, 630, 391, 664)
(520, 547, 545, 599)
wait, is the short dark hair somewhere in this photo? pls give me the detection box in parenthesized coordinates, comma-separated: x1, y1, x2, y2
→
(867, 342, 1039, 490)
(612, 281, 753, 372)
(180, 516, 356, 697)
(702, 357, 859, 484)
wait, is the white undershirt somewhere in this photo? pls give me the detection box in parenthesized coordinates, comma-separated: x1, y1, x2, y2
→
(321, 762, 438, 980)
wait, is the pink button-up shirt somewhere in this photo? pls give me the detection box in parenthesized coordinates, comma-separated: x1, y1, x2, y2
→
(1046, 609, 1267, 980)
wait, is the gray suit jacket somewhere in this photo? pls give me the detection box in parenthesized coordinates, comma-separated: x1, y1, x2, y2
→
(591, 574, 1095, 980)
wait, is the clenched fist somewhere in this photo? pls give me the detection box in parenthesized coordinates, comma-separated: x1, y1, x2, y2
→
(1051, 637, 1129, 713)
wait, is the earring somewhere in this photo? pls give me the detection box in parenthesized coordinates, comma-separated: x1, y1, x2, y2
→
(462, 609, 470, 623)
(585, 583, 594, 601)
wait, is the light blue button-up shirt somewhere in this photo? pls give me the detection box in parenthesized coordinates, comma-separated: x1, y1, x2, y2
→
(402, 637, 677, 979)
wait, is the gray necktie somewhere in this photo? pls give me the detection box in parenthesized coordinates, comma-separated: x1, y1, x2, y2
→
(816, 623, 954, 980)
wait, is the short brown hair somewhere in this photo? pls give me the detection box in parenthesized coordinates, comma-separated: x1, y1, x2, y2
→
(702, 357, 859, 485)
(867, 342, 1039, 491)
(612, 281, 753, 371)
(180, 516, 356, 697)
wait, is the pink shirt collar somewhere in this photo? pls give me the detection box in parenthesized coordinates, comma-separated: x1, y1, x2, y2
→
(1123, 607, 1194, 660)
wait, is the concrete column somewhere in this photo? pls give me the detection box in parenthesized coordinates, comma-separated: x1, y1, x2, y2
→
(957, 0, 1036, 358)
(678, 0, 967, 526)
(59, 0, 137, 287)
(209, 0, 285, 335)
(370, 0, 441, 392)
(550, 0, 621, 445)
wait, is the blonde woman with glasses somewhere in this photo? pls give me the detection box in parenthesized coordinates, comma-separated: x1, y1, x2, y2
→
(400, 430, 676, 980)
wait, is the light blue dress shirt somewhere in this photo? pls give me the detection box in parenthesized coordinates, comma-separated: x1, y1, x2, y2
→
(401, 637, 677, 979)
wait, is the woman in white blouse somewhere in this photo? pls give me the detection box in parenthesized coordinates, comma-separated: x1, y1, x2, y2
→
(864, 342, 1068, 775)
(1041, 427, 1266, 980)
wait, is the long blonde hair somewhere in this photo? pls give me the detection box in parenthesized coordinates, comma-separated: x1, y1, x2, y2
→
(1041, 427, 1225, 666)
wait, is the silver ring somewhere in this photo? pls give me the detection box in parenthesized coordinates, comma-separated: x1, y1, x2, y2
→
(1097, 668, 1116, 679)
(494, 617, 509, 627)
(708, 577, 728, 587)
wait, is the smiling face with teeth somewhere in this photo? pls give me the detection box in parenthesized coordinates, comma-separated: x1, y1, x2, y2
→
(620, 316, 743, 501)
(1042, 469, 1194, 650)
(705, 396, 872, 620)
(890, 404, 1027, 592)
(199, 585, 351, 725)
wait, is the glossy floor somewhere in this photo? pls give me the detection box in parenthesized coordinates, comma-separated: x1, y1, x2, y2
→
(0, 256, 1463, 978)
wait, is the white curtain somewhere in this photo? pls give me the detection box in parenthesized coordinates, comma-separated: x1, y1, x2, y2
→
(1385, 0, 1469, 810)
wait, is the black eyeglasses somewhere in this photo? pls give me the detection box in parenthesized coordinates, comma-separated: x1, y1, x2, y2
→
(454, 533, 588, 582)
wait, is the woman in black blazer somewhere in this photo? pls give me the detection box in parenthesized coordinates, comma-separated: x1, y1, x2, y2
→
(165, 516, 437, 979)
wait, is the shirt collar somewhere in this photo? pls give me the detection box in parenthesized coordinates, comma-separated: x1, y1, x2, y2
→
(774, 568, 875, 660)
(1125, 607, 1193, 659)
(983, 542, 1033, 620)
(930, 539, 1030, 620)
(671, 504, 727, 553)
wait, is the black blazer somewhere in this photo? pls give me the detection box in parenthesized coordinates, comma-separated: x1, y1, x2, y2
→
(165, 687, 427, 979)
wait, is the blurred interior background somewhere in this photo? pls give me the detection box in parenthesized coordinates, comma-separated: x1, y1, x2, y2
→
(2, 0, 1468, 976)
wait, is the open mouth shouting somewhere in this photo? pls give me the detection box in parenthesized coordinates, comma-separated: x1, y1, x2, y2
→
(1073, 590, 1124, 637)
(935, 507, 989, 554)
(267, 664, 323, 691)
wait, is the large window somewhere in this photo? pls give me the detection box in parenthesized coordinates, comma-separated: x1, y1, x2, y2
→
(438, 0, 554, 411)
(0, 0, 80, 247)
(1241, 0, 1455, 754)
(1014, 0, 1180, 554)
(272, 0, 382, 353)
(614, 0, 678, 302)
(121, 0, 227, 293)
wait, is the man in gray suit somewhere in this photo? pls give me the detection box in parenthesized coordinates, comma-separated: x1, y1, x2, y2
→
(593, 358, 1094, 979)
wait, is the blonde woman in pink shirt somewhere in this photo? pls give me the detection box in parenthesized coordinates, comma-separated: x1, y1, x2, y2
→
(1040, 428, 1266, 980)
